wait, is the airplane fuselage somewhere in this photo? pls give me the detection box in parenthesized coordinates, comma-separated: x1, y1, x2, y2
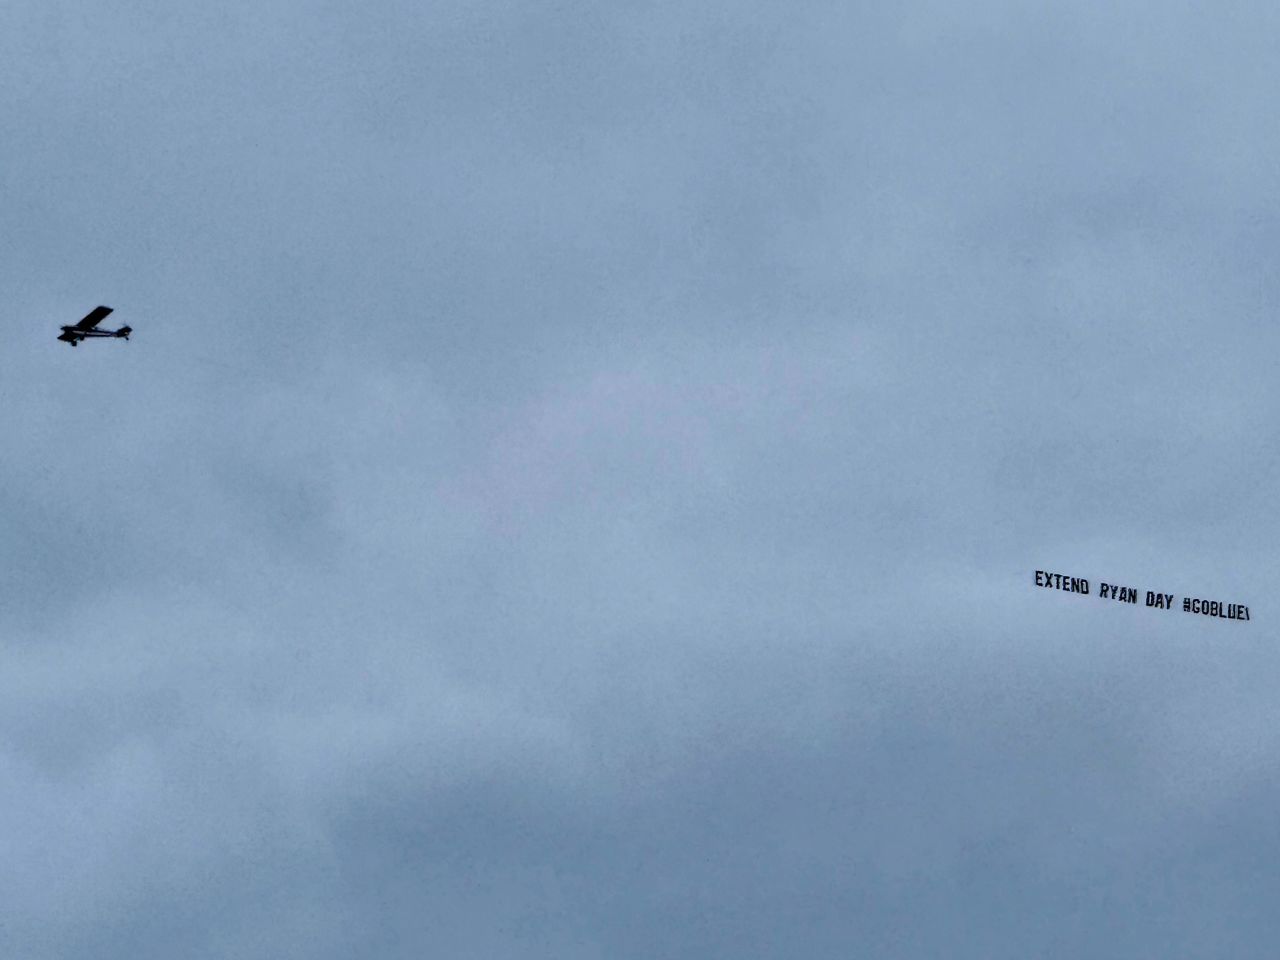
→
(58, 324, 131, 345)
(60, 326, 126, 337)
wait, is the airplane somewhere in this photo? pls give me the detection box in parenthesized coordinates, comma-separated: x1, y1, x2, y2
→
(57, 306, 131, 347)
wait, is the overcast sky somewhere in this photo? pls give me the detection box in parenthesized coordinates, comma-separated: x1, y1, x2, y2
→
(3, 2, 1280, 956)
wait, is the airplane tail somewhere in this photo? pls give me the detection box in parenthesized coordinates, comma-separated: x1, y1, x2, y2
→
(116, 326, 132, 340)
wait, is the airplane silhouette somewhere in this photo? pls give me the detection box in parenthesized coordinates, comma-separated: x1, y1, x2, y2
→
(57, 306, 131, 346)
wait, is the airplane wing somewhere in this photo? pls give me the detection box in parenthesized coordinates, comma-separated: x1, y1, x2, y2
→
(74, 305, 113, 331)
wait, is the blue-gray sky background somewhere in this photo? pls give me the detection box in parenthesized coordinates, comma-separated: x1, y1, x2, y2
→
(3, 2, 1279, 956)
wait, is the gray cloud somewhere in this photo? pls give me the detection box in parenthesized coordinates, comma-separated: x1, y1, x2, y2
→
(2, 1, 1279, 956)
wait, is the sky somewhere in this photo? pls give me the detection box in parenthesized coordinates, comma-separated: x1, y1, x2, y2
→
(2, 1, 1280, 956)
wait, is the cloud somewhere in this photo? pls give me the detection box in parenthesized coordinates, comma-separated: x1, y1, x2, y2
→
(3, 0, 1280, 956)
